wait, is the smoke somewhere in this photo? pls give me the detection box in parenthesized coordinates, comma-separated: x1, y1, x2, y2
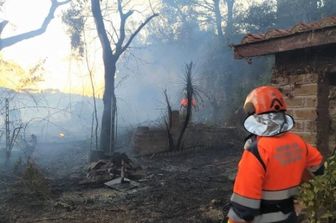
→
(116, 38, 209, 126)
(0, 88, 100, 145)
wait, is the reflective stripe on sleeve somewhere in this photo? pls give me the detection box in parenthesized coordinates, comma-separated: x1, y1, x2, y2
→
(231, 193, 260, 209)
(308, 163, 325, 175)
(227, 208, 246, 222)
(262, 187, 298, 200)
(308, 165, 321, 172)
(253, 211, 291, 223)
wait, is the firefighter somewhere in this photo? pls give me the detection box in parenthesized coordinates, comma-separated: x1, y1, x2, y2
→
(227, 86, 324, 223)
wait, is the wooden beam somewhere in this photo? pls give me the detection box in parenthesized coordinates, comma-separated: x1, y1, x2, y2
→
(233, 27, 336, 59)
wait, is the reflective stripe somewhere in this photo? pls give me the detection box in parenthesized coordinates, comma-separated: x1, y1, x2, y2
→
(262, 187, 298, 200)
(231, 193, 260, 209)
(253, 211, 291, 223)
(308, 163, 323, 172)
(227, 208, 245, 222)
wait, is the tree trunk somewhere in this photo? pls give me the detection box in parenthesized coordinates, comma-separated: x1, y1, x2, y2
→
(100, 62, 117, 154)
(176, 63, 193, 150)
(91, 0, 117, 154)
(276, 0, 319, 28)
(225, 0, 234, 43)
(214, 0, 224, 41)
(90, 0, 157, 155)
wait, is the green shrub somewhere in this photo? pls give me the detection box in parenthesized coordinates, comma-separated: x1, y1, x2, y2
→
(299, 153, 336, 223)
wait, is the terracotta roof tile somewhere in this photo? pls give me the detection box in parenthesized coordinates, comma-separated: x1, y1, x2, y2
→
(240, 16, 336, 44)
(264, 28, 291, 39)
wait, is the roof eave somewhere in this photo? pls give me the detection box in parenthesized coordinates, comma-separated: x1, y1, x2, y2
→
(233, 26, 336, 59)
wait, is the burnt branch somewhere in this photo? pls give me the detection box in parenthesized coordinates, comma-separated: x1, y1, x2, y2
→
(164, 90, 173, 129)
(163, 89, 174, 151)
(176, 62, 194, 151)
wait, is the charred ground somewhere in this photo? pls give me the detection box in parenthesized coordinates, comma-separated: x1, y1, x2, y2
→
(0, 141, 241, 223)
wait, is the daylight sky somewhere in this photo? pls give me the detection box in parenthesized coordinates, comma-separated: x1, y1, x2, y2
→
(1, 0, 75, 92)
(1, 0, 166, 95)
(0, 0, 259, 95)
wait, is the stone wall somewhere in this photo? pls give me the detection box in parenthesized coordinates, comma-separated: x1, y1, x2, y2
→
(132, 124, 241, 156)
(133, 127, 169, 155)
(328, 77, 336, 153)
(271, 46, 336, 156)
(272, 72, 319, 145)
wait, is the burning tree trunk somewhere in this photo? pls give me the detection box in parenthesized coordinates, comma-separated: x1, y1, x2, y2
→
(176, 62, 194, 150)
(164, 62, 195, 151)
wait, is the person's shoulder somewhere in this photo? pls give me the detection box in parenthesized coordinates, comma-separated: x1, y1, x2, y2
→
(244, 135, 258, 151)
(283, 131, 304, 140)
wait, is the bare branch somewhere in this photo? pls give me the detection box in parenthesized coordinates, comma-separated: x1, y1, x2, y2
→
(0, 20, 8, 35)
(115, 0, 134, 56)
(91, 0, 115, 60)
(0, 0, 70, 50)
(194, 1, 215, 11)
(106, 29, 117, 46)
(123, 0, 132, 9)
(9, 124, 23, 152)
(105, 19, 120, 40)
(115, 74, 129, 89)
(148, 0, 155, 15)
(163, 89, 174, 151)
(120, 13, 159, 55)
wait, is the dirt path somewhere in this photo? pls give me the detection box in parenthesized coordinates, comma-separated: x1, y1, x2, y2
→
(0, 141, 241, 223)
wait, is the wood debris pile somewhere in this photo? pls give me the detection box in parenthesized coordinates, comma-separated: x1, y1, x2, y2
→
(85, 153, 144, 185)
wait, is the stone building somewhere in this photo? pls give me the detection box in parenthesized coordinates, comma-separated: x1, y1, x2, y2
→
(233, 16, 336, 157)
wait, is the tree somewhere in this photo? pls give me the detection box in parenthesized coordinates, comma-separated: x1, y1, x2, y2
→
(225, 0, 235, 42)
(235, 1, 276, 33)
(0, 0, 69, 50)
(322, 0, 336, 18)
(276, 0, 321, 28)
(146, 0, 200, 42)
(90, 0, 158, 154)
(194, 0, 235, 42)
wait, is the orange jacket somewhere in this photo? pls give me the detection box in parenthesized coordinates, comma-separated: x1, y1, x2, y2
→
(228, 132, 323, 223)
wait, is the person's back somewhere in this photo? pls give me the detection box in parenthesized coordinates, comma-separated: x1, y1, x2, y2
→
(227, 86, 324, 223)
